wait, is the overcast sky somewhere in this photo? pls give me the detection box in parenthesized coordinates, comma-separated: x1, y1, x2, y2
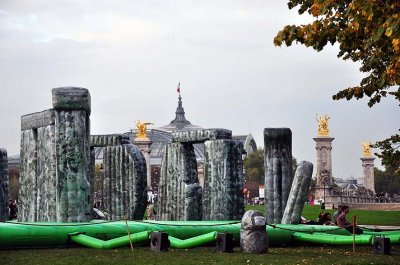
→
(0, 1, 398, 180)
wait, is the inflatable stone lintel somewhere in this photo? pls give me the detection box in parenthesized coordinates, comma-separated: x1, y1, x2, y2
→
(21, 109, 55, 131)
(52, 87, 91, 114)
(172, 128, 232, 143)
(90, 134, 130, 147)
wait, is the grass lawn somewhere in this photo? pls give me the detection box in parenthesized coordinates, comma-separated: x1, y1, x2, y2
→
(246, 205, 400, 226)
(1, 245, 400, 265)
(1, 206, 399, 264)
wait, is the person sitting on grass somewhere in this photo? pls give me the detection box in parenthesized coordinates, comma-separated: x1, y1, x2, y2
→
(300, 216, 318, 225)
(336, 206, 363, 234)
(316, 212, 326, 224)
(318, 212, 334, 225)
(333, 205, 342, 225)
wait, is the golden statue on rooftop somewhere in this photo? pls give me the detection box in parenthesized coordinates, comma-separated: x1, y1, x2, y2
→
(316, 114, 330, 136)
(135, 120, 153, 139)
(361, 142, 371, 157)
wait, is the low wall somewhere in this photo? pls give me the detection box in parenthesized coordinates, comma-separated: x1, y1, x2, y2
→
(345, 203, 400, 211)
(324, 195, 374, 209)
(324, 201, 400, 211)
(323, 195, 400, 211)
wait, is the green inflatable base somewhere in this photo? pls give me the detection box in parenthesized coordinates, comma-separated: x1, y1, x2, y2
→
(0, 220, 399, 249)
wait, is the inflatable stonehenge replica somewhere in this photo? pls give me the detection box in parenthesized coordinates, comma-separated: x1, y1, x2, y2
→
(10, 86, 313, 223)
(157, 129, 244, 221)
(17, 87, 148, 222)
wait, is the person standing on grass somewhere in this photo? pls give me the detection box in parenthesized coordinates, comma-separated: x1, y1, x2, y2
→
(333, 205, 342, 225)
(146, 201, 155, 220)
(336, 206, 363, 234)
(9, 200, 17, 220)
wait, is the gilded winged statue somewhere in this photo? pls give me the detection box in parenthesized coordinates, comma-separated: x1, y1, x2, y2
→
(316, 114, 330, 136)
(135, 120, 153, 138)
(361, 142, 371, 157)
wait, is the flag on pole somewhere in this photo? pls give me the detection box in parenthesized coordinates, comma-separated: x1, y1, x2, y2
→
(177, 82, 180, 94)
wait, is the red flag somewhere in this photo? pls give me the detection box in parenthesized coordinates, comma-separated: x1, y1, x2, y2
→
(177, 82, 180, 93)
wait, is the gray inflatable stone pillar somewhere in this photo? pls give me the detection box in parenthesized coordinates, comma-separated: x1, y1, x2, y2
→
(19, 123, 40, 222)
(19, 87, 92, 222)
(100, 139, 147, 220)
(157, 142, 202, 221)
(53, 87, 91, 222)
(203, 139, 244, 220)
(240, 210, 268, 253)
(0, 148, 9, 220)
(36, 124, 57, 221)
(90, 147, 95, 213)
(281, 161, 313, 224)
(264, 128, 292, 224)
(19, 111, 58, 222)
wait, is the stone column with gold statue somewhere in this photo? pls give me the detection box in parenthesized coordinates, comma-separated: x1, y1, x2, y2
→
(313, 114, 334, 205)
(132, 121, 153, 194)
(360, 142, 375, 193)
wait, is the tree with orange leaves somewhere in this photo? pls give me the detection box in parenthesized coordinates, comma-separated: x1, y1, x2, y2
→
(274, 0, 399, 172)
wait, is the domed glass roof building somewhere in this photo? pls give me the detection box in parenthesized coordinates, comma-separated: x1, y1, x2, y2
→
(158, 94, 203, 132)
(128, 94, 206, 166)
(95, 94, 257, 166)
(94, 93, 257, 195)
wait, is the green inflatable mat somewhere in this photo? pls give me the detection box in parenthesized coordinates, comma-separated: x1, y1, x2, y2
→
(1, 220, 399, 249)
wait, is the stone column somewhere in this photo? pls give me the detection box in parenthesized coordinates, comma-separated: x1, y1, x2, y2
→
(281, 161, 313, 224)
(157, 142, 201, 221)
(264, 128, 292, 224)
(0, 148, 8, 221)
(103, 144, 147, 220)
(90, 147, 95, 213)
(203, 139, 244, 220)
(53, 87, 92, 222)
(36, 124, 57, 221)
(313, 136, 334, 200)
(361, 157, 375, 193)
(133, 138, 152, 193)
